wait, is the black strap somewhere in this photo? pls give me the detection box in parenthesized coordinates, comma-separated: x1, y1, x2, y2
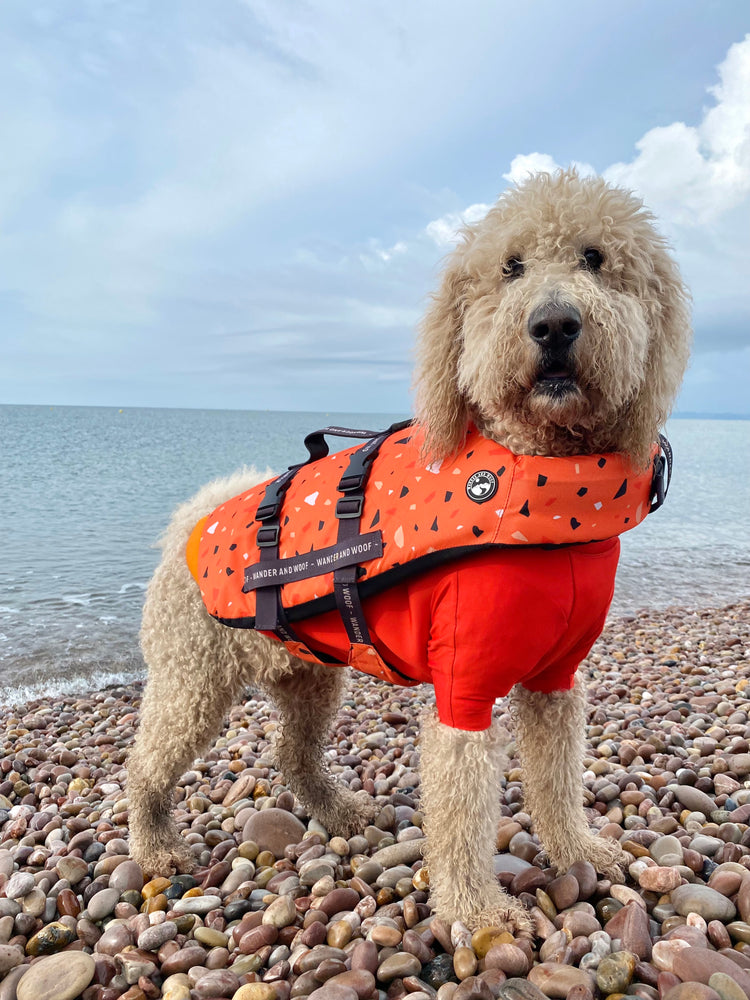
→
(254, 542, 307, 643)
(255, 464, 302, 523)
(649, 433, 673, 513)
(332, 426, 400, 646)
(255, 465, 297, 633)
(253, 420, 411, 639)
(303, 419, 413, 463)
(333, 518, 374, 646)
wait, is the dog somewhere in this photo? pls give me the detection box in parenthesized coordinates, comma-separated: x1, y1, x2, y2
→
(127, 170, 690, 935)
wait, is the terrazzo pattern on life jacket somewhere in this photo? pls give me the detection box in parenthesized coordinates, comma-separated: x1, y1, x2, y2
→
(194, 426, 656, 629)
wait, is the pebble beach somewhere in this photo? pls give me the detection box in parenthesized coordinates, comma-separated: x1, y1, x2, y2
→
(1, 599, 749, 1000)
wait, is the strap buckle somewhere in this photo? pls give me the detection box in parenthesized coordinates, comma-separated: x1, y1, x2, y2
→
(336, 496, 364, 519)
(256, 524, 280, 547)
(338, 473, 365, 493)
(649, 433, 673, 513)
(255, 502, 280, 522)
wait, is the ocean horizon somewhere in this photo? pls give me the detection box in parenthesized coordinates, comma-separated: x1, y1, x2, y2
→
(2, 404, 748, 704)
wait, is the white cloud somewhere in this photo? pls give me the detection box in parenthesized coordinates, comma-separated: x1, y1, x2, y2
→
(0, 7, 747, 414)
(425, 203, 491, 248)
(502, 153, 562, 184)
(381, 241, 408, 261)
(431, 34, 750, 243)
(604, 34, 750, 227)
(368, 240, 408, 263)
(503, 153, 597, 186)
(422, 34, 750, 371)
(423, 155, 598, 249)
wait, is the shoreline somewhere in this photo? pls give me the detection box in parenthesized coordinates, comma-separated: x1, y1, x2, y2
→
(3, 590, 749, 710)
(1, 597, 749, 999)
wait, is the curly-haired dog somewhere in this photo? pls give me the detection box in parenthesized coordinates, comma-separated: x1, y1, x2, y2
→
(128, 170, 690, 934)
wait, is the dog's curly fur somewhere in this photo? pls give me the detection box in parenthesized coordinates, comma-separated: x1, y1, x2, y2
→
(127, 170, 690, 934)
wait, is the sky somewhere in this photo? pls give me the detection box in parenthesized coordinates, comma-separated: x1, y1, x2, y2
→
(1, 1, 749, 416)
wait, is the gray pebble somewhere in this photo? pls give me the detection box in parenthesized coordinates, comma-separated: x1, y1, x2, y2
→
(86, 887, 120, 922)
(171, 895, 222, 915)
(137, 921, 178, 950)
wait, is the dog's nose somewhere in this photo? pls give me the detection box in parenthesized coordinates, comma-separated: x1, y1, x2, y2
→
(528, 302, 582, 347)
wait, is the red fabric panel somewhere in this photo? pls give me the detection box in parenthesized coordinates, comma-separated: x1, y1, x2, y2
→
(291, 538, 620, 730)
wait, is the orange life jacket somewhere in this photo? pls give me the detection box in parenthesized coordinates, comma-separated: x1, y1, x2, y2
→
(187, 422, 669, 677)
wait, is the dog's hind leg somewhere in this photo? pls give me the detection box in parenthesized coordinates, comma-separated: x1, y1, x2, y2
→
(510, 676, 629, 880)
(128, 554, 260, 877)
(127, 633, 245, 876)
(419, 711, 534, 935)
(263, 661, 379, 837)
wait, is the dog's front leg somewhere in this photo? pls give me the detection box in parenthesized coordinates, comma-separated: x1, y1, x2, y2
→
(419, 711, 533, 936)
(509, 676, 628, 880)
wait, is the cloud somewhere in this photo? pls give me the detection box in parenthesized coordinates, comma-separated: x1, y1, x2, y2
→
(423, 154, 598, 249)
(425, 203, 491, 247)
(424, 33, 750, 250)
(604, 34, 750, 227)
(0, 1, 523, 339)
(0, 7, 747, 415)
(420, 34, 750, 372)
(679, 345, 750, 415)
(503, 153, 597, 186)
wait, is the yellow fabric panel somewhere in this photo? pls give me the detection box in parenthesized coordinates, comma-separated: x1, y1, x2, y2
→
(186, 516, 207, 583)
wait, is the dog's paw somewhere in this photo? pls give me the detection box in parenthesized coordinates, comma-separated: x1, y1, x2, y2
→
(580, 835, 629, 884)
(316, 787, 379, 839)
(468, 898, 535, 939)
(131, 839, 196, 880)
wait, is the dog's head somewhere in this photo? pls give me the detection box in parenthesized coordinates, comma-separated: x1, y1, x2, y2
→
(415, 170, 691, 465)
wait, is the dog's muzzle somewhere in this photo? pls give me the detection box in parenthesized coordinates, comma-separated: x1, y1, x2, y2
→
(528, 301, 582, 395)
(528, 301, 582, 349)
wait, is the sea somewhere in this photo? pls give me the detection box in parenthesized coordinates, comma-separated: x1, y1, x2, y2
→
(1, 405, 748, 704)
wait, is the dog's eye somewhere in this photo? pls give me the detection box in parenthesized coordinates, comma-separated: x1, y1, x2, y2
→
(582, 247, 604, 272)
(502, 257, 524, 280)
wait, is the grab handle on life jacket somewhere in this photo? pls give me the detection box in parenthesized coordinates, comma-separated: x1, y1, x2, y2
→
(303, 419, 413, 463)
(649, 433, 673, 513)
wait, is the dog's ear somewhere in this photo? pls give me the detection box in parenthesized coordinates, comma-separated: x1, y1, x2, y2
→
(623, 247, 692, 466)
(414, 260, 473, 460)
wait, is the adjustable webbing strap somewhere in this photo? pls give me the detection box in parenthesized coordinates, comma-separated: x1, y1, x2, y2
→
(332, 427, 398, 647)
(254, 463, 306, 637)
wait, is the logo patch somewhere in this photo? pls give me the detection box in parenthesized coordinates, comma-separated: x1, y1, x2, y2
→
(466, 470, 498, 504)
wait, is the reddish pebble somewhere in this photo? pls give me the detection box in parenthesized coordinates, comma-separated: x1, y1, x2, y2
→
(314, 888, 360, 918)
(663, 987, 720, 1000)
(484, 944, 530, 977)
(326, 969, 377, 999)
(239, 925, 278, 954)
(57, 888, 81, 917)
(307, 988, 358, 1000)
(546, 873, 579, 910)
(159, 945, 208, 975)
(350, 939, 378, 976)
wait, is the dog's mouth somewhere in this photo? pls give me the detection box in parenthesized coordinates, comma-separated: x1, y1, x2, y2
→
(533, 363, 579, 396)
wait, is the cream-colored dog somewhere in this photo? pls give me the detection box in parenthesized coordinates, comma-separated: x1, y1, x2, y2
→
(128, 170, 690, 934)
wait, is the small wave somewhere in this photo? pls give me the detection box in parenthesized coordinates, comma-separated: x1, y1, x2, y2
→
(118, 582, 147, 594)
(0, 605, 18, 614)
(62, 593, 93, 606)
(98, 615, 119, 623)
(0, 667, 145, 708)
